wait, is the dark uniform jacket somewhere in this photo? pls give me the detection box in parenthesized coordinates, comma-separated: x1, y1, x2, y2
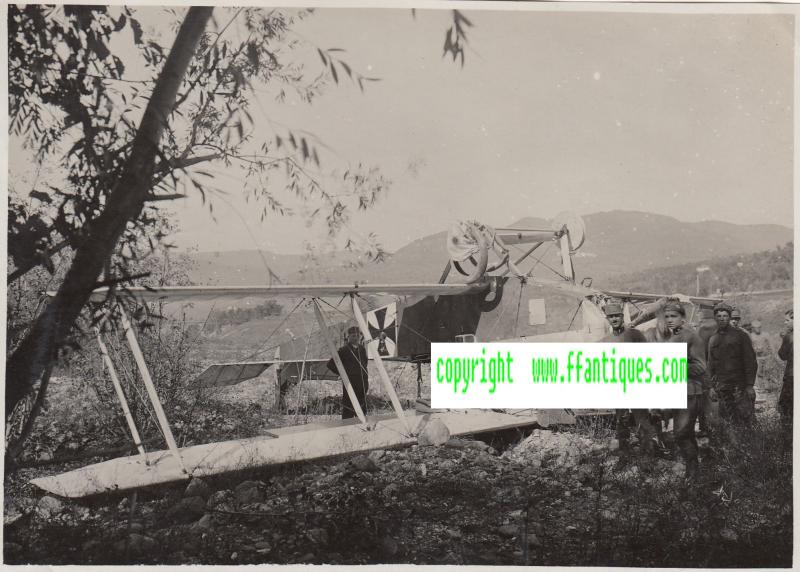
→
(327, 344, 370, 408)
(602, 327, 647, 343)
(708, 327, 757, 389)
(779, 332, 793, 382)
(668, 325, 707, 396)
(696, 320, 717, 359)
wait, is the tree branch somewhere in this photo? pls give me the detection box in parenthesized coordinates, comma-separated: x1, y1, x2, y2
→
(6, 6, 215, 420)
(7, 239, 71, 285)
(170, 153, 221, 170)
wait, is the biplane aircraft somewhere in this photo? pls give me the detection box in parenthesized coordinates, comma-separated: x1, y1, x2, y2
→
(31, 213, 721, 498)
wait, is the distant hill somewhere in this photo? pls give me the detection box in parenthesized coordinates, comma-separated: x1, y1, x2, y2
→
(182, 211, 792, 355)
(191, 249, 362, 285)
(605, 241, 793, 296)
(576, 211, 792, 284)
(187, 210, 792, 287)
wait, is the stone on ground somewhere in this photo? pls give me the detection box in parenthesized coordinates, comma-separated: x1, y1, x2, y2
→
(418, 419, 450, 446)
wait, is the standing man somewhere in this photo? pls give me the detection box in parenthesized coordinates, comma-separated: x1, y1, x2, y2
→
(707, 303, 758, 426)
(327, 326, 370, 420)
(602, 300, 656, 456)
(750, 320, 772, 357)
(749, 320, 772, 388)
(663, 300, 707, 482)
(628, 296, 670, 342)
(778, 309, 793, 427)
(695, 307, 717, 436)
(730, 307, 742, 329)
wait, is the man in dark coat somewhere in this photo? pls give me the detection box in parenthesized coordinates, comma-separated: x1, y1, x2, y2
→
(327, 326, 370, 420)
(663, 300, 707, 481)
(694, 307, 717, 435)
(778, 309, 793, 427)
(601, 300, 654, 455)
(707, 302, 757, 425)
(730, 307, 742, 329)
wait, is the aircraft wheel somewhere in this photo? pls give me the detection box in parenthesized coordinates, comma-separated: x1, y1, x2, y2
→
(452, 224, 489, 283)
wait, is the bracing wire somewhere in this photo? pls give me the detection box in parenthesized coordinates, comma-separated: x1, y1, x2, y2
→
(237, 297, 307, 362)
(566, 299, 584, 332)
(525, 240, 569, 281)
(513, 280, 524, 338)
(105, 328, 167, 443)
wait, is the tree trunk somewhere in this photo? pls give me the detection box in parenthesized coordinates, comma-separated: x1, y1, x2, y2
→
(5, 7, 214, 420)
(6, 358, 54, 464)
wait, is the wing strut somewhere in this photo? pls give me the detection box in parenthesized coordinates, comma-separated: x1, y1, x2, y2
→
(95, 324, 148, 463)
(119, 307, 188, 475)
(351, 295, 412, 435)
(312, 299, 368, 426)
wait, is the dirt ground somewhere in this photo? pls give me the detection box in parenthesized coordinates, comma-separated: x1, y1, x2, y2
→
(4, 384, 792, 566)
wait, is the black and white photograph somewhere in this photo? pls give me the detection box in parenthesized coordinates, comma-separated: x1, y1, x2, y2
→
(4, 1, 796, 566)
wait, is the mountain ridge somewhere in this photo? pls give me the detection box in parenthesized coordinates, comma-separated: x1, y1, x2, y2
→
(189, 210, 792, 287)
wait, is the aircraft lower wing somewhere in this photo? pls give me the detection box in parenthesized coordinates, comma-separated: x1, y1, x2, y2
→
(194, 362, 277, 388)
(30, 409, 575, 498)
(194, 359, 333, 388)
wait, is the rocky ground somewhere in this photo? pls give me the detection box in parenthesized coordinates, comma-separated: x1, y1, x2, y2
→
(4, 401, 792, 566)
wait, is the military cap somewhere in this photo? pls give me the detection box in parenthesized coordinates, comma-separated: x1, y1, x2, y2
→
(713, 302, 733, 315)
(731, 308, 742, 319)
(604, 300, 624, 316)
(663, 299, 685, 316)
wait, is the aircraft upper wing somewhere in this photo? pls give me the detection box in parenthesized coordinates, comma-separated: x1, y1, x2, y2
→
(73, 282, 493, 303)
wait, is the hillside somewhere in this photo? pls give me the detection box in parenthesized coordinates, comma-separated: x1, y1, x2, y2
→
(187, 211, 792, 288)
(191, 250, 364, 285)
(571, 211, 791, 284)
(605, 242, 793, 296)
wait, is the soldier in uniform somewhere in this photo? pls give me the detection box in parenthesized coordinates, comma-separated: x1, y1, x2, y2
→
(778, 309, 793, 428)
(750, 320, 772, 357)
(749, 320, 772, 388)
(662, 299, 706, 481)
(602, 300, 656, 455)
(327, 326, 370, 420)
(730, 307, 742, 329)
(707, 302, 757, 426)
(628, 296, 671, 342)
(695, 307, 717, 436)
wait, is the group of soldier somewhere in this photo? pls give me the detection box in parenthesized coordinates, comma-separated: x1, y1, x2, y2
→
(602, 298, 794, 482)
(325, 297, 793, 484)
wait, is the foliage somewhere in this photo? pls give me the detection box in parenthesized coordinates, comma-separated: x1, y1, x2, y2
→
(6, 250, 70, 356)
(5, 5, 382, 425)
(5, 248, 198, 459)
(442, 10, 473, 66)
(606, 242, 793, 296)
(5, 4, 476, 442)
(8, 5, 394, 290)
(71, 312, 206, 444)
(207, 300, 283, 331)
(8, 6, 173, 278)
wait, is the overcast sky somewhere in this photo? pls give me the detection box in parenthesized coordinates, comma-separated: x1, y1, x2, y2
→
(10, 4, 796, 255)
